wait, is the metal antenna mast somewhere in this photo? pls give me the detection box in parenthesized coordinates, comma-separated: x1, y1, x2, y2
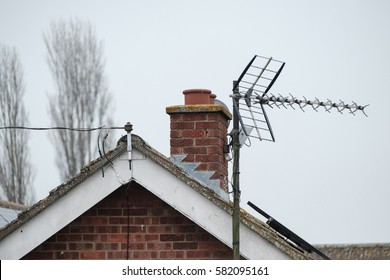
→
(232, 80, 241, 260)
(230, 54, 368, 260)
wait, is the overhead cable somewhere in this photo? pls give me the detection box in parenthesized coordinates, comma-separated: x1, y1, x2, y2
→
(0, 126, 124, 131)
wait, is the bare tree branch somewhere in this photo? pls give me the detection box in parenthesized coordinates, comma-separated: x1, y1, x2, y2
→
(44, 19, 113, 180)
(0, 44, 35, 205)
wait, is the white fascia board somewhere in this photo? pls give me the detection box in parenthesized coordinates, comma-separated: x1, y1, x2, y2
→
(0, 157, 131, 260)
(131, 149, 291, 260)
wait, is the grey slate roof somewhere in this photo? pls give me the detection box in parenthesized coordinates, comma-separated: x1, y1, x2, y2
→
(0, 134, 312, 260)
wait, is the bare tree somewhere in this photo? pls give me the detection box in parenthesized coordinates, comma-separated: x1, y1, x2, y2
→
(0, 44, 35, 205)
(44, 19, 113, 180)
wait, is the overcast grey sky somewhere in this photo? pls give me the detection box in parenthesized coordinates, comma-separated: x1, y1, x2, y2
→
(1, 0, 389, 245)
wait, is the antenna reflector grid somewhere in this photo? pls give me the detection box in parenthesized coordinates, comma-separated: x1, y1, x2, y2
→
(233, 55, 285, 143)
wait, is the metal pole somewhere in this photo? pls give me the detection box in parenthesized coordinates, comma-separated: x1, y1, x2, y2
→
(124, 122, 133, 169)
(232, 81, 241, 260)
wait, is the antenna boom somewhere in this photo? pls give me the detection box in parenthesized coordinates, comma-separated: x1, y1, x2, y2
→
(258, 94, 369, 116)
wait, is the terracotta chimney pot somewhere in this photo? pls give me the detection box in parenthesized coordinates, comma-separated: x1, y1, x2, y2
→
(210, 93, 217, 104)
(183, 89, 211, 105)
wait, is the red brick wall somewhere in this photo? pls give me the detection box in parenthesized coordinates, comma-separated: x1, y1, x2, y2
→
(22, 182, 233, 260)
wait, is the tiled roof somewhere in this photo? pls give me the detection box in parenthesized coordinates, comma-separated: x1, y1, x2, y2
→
(314, 243, 390, 260)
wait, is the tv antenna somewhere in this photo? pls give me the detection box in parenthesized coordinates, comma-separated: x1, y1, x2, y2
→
(230, 55, 368, 259)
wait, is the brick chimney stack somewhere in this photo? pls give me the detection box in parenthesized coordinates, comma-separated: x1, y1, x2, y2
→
(166, 89, 232, 199)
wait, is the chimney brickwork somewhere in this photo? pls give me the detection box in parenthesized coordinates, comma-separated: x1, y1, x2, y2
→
(166, 89, 231, 199)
